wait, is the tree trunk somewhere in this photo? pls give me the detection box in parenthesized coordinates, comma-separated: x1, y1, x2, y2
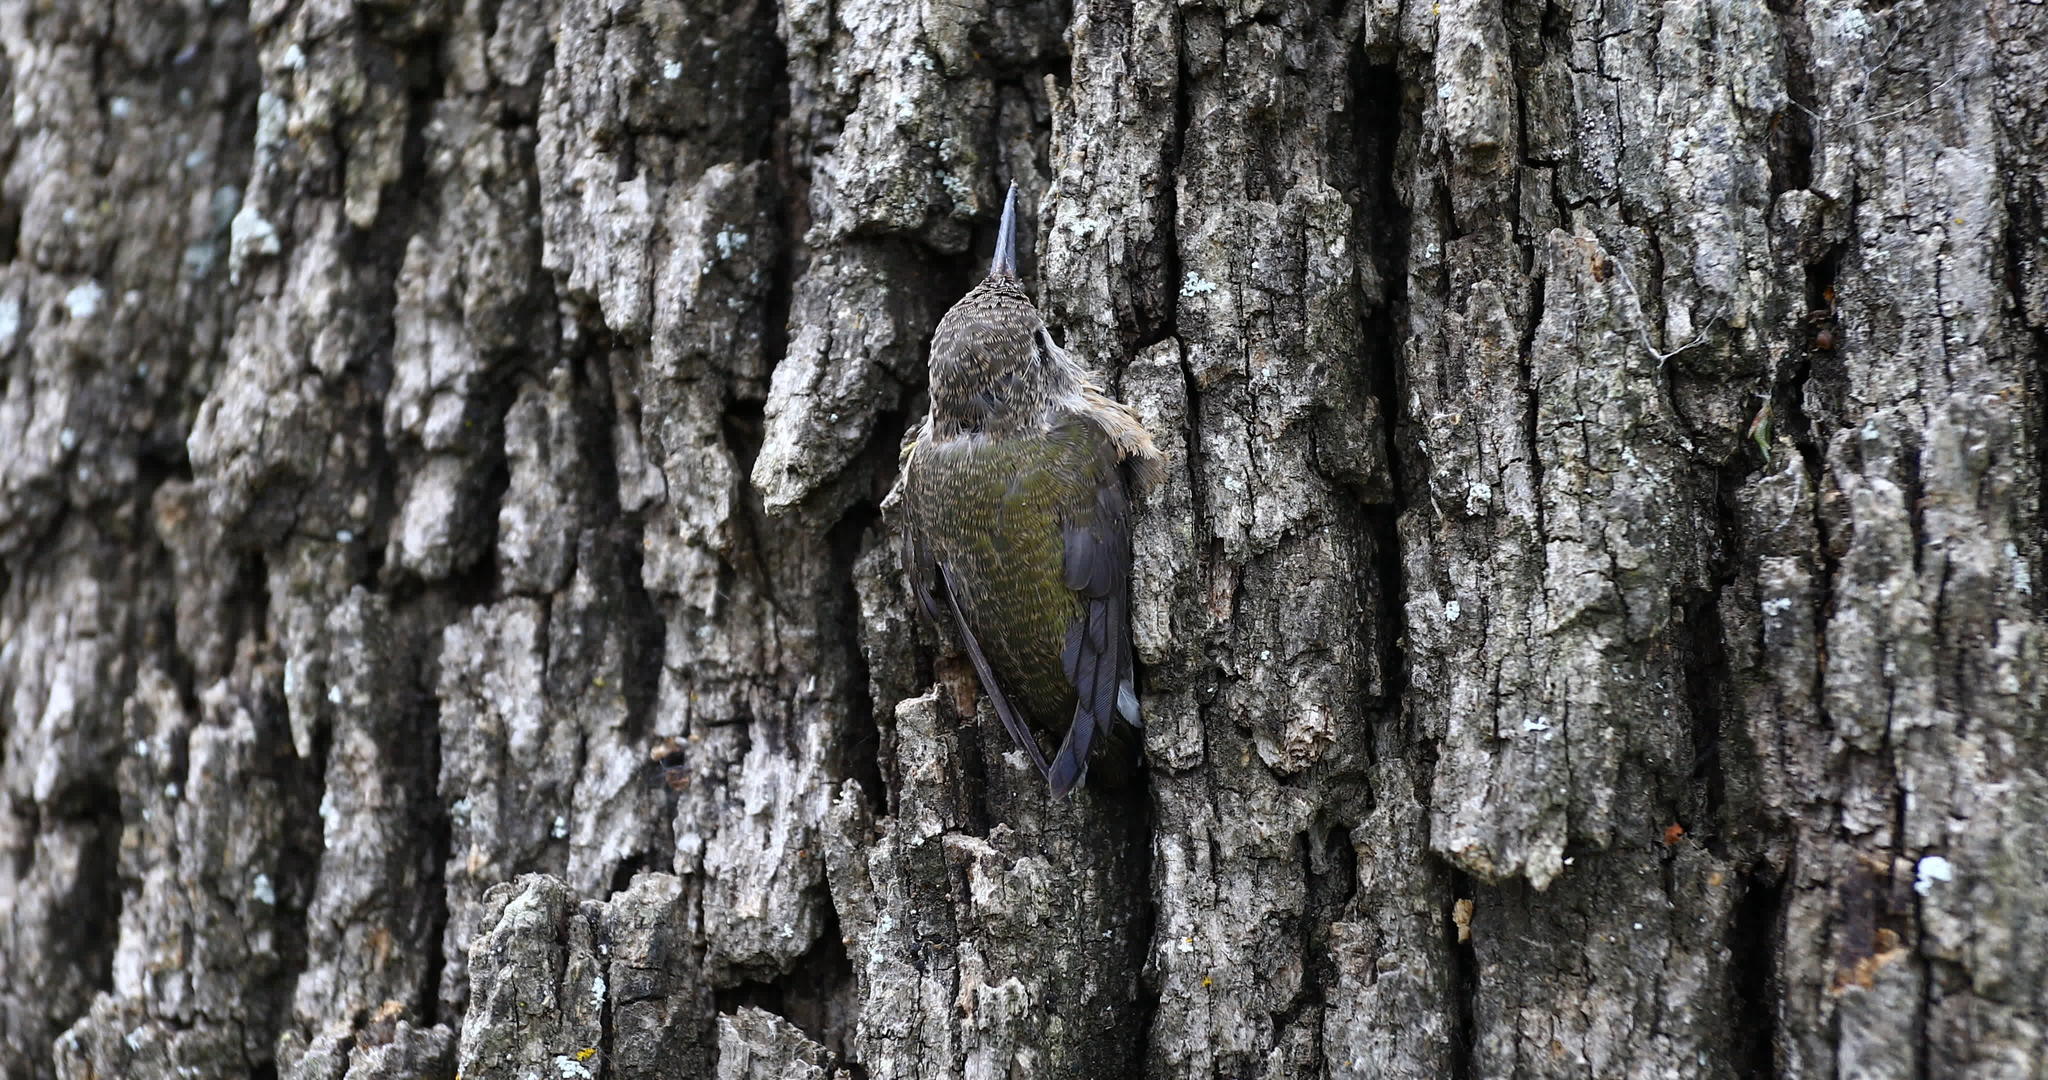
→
(3, 0, 2043, 1077)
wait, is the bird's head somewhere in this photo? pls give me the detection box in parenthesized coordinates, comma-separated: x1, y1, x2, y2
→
(926, 183, 1073, 438)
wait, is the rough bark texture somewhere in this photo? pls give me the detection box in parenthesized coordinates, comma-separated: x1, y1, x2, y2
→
(2, 0, 2044, 1077)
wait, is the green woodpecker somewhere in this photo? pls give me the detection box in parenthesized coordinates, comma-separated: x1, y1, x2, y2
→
(901, 183, 1163, 796)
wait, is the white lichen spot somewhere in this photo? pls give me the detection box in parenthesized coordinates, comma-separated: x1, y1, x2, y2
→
(2008, 543, 2031, 595)
(714, 227, 749, 260)
(1180, 272, 1220, 298)
(327, 684, 343, 706)
(318, 790, 336, 823)
(554, 1055, 596, 1080)
(552, 814, 569, 839)
(589, 974, 606, 1009)
(133, 739, 149, 756)
(254, 91, 287, 150)
(183, 241, 218, 278)
(1521, 716, 1550, 733)
(662, 60, 683, 80)
(230, 204, 282, 267)
(939, 171, 974, 209)
(65, 281, 105, 320)
(164, 782, 181, 799)
(1914, 855, 1953, 897)
(125, 1027, 147, 1052)
(1761, 597, 1794, 617)
(251, 873, 276, 905)
(0, 296, 20, 350)
(279, 43, 306, 70)
(109, 97, 134, 119)
(1464, 482, 1493, 513)
(336, 529, 354, 543)
(59, 428, 79, 451)
(1444, 600, 1462, 623)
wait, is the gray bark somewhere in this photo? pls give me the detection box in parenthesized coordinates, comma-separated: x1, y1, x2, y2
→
(3, 0, 2044, 1078)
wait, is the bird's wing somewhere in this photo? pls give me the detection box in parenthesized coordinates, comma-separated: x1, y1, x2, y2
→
(904, 448, 1054, 779)
(1047, 429, 1135, 796)
(902, 515, 944, 628)
(941, 562, 1053, 778)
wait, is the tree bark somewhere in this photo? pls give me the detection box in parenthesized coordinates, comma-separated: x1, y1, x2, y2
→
(2, 0, 2044, 1077)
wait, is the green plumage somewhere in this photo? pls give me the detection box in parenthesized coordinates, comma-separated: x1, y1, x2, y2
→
(904, 418, 1121, 761)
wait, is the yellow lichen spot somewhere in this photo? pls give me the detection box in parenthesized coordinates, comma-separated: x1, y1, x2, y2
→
(576, 1047, 598, 1062)
(1201, 976, 1213, 989)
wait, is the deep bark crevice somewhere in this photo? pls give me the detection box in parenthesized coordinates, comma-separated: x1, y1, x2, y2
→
(415, 705, 456, 1028)
(60, 784, 122, 1023)
(827, 494, 889, 812)
(1122, 787, 1162, 1078)
(1999, 188, 2048, 583)
(1520, 264, 1550, 552)
(712, 901, 858, 1060)
(1729, 863, 1785, 1078)
(267, 688, 328, 1040)
(1681, 465, 1746, 852)
(1447, 868, 1479, 1080)
(577, 347, 668, 756)
(1765, 0, 1816, 198)
(0, 195, 18, 265)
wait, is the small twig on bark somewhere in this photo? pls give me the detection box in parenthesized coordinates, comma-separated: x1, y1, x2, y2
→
(1605, 257, 1721, 366)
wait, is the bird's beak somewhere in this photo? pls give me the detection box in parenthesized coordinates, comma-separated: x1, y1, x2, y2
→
(989, 182, 1019, 279)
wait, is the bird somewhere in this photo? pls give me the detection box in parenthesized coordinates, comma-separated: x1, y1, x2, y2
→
(900, 182, 1163, 797)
